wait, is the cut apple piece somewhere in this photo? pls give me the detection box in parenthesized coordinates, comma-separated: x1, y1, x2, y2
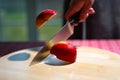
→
(36, 9, 57, 29)
(50, 41, 77, 63)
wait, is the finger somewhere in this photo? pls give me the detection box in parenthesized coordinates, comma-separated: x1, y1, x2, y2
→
(65, 0, 84, 20)
(80, 13, 89, 22)
(88, 8, 95, 14)
(79, 8, 95, 22)
(79, 1, 93, 22)
(65, 7, 82, 20)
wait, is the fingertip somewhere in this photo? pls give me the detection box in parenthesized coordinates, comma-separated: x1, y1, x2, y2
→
(88, 8, 95, 14)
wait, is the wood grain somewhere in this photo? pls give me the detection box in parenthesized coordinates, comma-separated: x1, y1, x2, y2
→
(0, 46, 120, 80)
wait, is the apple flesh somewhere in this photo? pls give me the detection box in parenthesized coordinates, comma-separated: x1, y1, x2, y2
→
(50, 41, 77, 63)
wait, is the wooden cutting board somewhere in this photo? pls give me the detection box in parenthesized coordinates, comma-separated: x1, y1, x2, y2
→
(0, 46, 120, 80)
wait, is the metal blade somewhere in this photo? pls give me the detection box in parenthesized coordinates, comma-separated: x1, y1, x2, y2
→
(30, 21, 75, 66)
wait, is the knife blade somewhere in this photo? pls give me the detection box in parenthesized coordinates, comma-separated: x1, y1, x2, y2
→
(30, 22, 75, 66)
(30, 11, 81, 66)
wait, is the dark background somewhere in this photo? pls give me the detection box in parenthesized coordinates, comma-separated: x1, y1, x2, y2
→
(64, 0, 120, 39)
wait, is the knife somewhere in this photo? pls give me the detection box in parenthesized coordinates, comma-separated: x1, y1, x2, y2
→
(29, 11, 80, 66)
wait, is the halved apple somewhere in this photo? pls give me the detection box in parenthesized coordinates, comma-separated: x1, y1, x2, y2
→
(50, 41, 77, 63)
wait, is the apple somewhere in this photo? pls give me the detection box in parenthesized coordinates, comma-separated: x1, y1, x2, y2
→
(50, 41, 77, 63)
(36, 9, 56, 29)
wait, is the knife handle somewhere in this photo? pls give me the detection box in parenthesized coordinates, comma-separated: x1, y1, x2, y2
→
(70, 10, 81, 24)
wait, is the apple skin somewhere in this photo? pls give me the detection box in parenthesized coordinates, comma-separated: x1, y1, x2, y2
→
(50, 41, 77, 63)
(36, 9, 56, 29)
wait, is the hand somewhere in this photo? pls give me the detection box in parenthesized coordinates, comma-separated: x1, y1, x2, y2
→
(65, 0, 95, 22)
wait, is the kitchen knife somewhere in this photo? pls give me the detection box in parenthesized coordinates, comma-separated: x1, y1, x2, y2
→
(29, 11, 80, 66)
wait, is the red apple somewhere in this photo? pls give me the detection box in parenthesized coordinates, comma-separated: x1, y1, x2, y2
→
(50, 41, 77, 63)
(36, 9, 56, 29)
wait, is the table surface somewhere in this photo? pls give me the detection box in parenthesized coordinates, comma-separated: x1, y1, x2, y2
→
(0, 40, 120, 57)
(1, 41, 120, 80)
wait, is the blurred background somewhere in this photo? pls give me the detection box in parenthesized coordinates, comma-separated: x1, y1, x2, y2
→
(0, 0, 64, 42)
(0, 0, 120, 42)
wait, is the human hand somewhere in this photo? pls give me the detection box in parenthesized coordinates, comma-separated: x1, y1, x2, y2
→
(65, 0, 95, 22)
